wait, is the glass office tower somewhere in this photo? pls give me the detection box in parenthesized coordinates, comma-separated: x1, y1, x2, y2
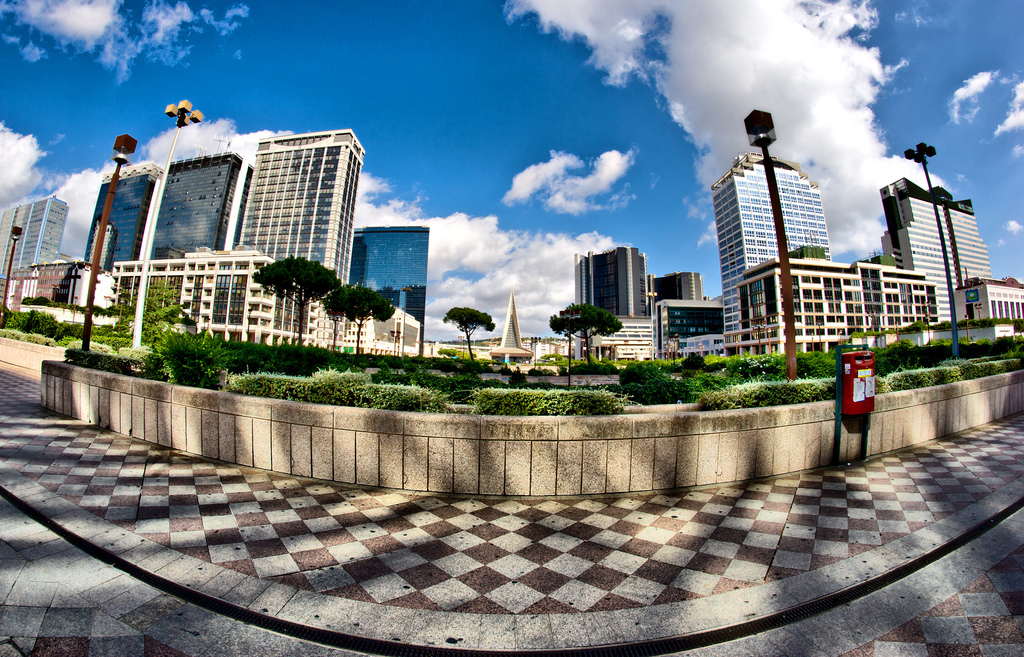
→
(238, 130, 364, 279)
(712, 152, 831, 335)
(84, 164, 162, 270)
(349, 226, 429, 343)
(574, 246, 649, 317)
(152, 153, 252, 258)
(1, 196, 69, 270)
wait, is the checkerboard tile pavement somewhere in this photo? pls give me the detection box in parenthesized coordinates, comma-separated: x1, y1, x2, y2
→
(842, 543, 1024, 656)
(5, 365, 1024, 617)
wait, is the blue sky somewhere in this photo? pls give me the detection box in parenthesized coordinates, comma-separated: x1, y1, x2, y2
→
(1, 1, 1022, 340)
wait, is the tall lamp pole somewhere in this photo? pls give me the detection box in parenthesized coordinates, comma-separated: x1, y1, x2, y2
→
(904, 142, 959, 357)
(83, 134, 137, 351)
(132, 100, 204, 348)
(745, 110, 798, 380)
(1, 226, 23, 329)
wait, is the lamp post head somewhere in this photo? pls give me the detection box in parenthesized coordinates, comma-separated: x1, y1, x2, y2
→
(744, 110, 777, 148)
(111, 134, 138, 165)
(904, 142, 936, 164)
(11, 226, 22, 241)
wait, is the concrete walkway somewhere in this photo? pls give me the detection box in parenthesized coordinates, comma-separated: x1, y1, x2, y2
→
(2, 359, 1024, 655)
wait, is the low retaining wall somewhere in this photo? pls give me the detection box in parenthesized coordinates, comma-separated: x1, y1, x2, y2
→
(1, 337, 65, 372)
(39, 360, 1024, 495)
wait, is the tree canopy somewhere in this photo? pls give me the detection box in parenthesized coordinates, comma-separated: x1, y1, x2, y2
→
(323, 285, 395, 354)
(253, 257, 340, 345)
(549, 303, 623, 363)
(442, 307, 494, 361)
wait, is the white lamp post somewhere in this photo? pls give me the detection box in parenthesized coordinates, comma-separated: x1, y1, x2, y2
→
(132, 100, 204, 348)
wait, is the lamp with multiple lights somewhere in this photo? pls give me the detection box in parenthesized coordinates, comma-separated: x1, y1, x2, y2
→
(1, 226, 23, 329)
(131, 100, 204, 348)
(744, 110, 798, 380)
(904, 142, 959, 357)
(82, 134, 138, 351)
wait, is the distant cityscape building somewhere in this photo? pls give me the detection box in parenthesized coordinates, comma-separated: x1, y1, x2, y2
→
(726, 249, 937, 355)
(237, 130, 364, 279)
(84, 164, 162, 271)
(574, 246, 648, 317)
(588, 316, 653, 361)
(652, 297, 724, 359)
(881, 177, 991, 322)
(955, 276, 1024, 321)
(649, 271, 703, 305)
(152, 153, 253, 258)
(8, 261, 114, 309)
(490, 287, 534, 363)
(1, 197, 69, 272)
(712, 153, 831, 340)
(348, 226, 428, 348)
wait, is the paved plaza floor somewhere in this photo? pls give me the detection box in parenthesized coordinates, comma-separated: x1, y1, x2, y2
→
(2, 359, 1024, 655)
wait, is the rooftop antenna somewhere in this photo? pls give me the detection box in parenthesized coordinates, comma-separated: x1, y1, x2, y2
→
(197, 145, 209, 157)
(213, 135, 230, 153)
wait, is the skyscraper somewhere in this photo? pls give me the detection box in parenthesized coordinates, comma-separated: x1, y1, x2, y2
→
(881, 177, 991, 322)
(348, 226, 429, 345)
(575, 246, 648, 317)
(1, 197, 69, 271)
(712, 152, 831, 335)
(152, 153, 253, 258)
(649, 271, 704, 305)
(237, 130, 364, 278)
(83, 164, 162, 270)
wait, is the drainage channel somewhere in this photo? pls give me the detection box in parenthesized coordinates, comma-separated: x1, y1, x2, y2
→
(2, 481, 1022, 657)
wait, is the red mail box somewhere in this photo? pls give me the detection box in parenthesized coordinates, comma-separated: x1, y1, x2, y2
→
(841, 351, 875, 414)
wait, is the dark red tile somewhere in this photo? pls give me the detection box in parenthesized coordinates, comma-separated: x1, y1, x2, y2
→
(410, 540, 457, 561)
(219, 559, 259, 577)
(617, 538, 662, 559)
(471, 506, 508, 522)
(462, 543, 508, 565)
(967, 616, 1024, 643)
(521, 596, 578, 614)
(168, 517, 202, 532)
(291, 547, 338, 571)
(632, 560, 683, 585)
(577, 564, 627, 590)
(587, 592, 643, 611)
(398, 563, 450, 589)
(205, 528, 243, 545)
(143, 636, 192, 657)
(877, 618, 925, 643)
(518, 567, 570, 595)
(458, 566, 510, 594)
(271, 521, 311, 538)
(924, 596, 964, 617)
(386, 591, 445, 611)
(31, 636, 91, 656)
(315, 528, 355, 547)
(567, 542, 614, 563)
(420, 520, 461, 538)
(453, 596, 507, 614)
(235, 512, 269, 527)
(924, 645, 983, 657)
(176, 546, 211, 562)
(247, 538, 287, 558)
(362, 535, 405, 556)
(270, 572, 315, 591)
(517, 543, 561, 565)
(467, 524, 508, 541)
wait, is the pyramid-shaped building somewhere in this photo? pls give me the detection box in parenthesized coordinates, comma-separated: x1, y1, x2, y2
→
(489, 287, 534, 363)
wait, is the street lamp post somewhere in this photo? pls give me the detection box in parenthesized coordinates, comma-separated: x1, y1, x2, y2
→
(83, 134, 137, 351)
(745, 110, 798, 380)
(132, 100, 204, 348)
(1, 226, 23, 329)
(904, 142, 959, 357)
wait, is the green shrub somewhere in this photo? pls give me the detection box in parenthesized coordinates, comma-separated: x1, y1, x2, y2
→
(472, 388, 625, 416)
(65, 340, 114, 353)
(226, 370, 448, 412)
(508, 370, 527, 385)
(526, 367, 549, 376)
(569, 361, 618, 375)
(796, 351, 835, 378)
(64, 348, 142, 375)
(0, 328, 58, 347)
(155, 332, 227, 389)
(726, 354, 786, 379)
(619, 361, 668, 385)
(680, 354, 706, 371)
(699, 378, 834, 410)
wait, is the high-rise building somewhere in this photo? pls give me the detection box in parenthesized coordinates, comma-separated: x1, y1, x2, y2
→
(152, 153, 253, 258)
(648, 271, 704, 308)
(574, 246, 648, 317)
(83, 164, 162, 271)
(881, 178, 991, 322)
(652, 297, 723, 359)
(711, 153, 831, 341)
(1, 197, 69, 272)
(237, 130, 364, 279)
(348, 226, 429, 347)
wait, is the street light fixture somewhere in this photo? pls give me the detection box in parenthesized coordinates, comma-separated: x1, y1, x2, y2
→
(745, 110, 797, 380)
(82, 134, 137, 351)
(132, 100, 204, 348)
(1, 226, 23, 329)
(904, 142, 959, 357)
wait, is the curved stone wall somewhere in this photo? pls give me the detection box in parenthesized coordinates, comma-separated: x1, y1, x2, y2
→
(39, 360, 1024, 495)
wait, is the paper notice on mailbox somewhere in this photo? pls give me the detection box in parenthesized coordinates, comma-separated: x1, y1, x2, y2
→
(853, 377, 865, 402)
(865, 376, 875, 398)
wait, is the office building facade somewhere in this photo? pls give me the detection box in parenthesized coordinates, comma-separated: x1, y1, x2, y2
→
(1, 197, 69, 272)
(8, 261, 114, 309)
(652, 298, 724, 359)
(881, 178, 991, 322)
(712, 153, 831, 343)
(84, 164, 162, 271)
(575, 246, 648, 317)
(237, 130, 364, 279)
(727, 251, 936, 355)
(348, 226, 428, 345)
(956, 276, 1024, 321)
(152, 153, 252, 258)
(650, 271, 703, 303)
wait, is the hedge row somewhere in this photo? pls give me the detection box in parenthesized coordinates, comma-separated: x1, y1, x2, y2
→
(698, 358, 1023, 410)
(64, 348, 143, 376)
(0, 328, 58, 347)
(471, 388, 626, 416)
(226, 370, 450, 413)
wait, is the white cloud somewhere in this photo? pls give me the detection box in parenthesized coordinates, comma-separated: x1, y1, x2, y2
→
(1005, 220, 1023, 235)
(51, 166, 111, 257)
(1013, 145, 1024, 159)
(356, 173, 617, 339)
(948, 71, 996, 124)
(19, 39, 44, 61)
(0, 0, 249, 81)
(502, 148, 636, 214)
(505, 0, 926, 257)
(995, 81, 1024, 136)
(0, 122, 45, 211)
